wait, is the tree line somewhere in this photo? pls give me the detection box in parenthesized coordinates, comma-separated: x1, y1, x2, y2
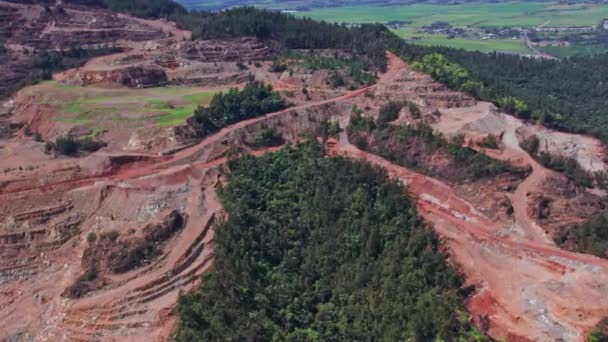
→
(190, 81, 287, 138)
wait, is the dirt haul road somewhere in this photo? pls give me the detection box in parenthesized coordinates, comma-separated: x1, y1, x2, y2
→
(0, 45, 389, 340)
(1, 50, 608, 341)
(327, 136, 608, 341)
(328, 53, 608, 341)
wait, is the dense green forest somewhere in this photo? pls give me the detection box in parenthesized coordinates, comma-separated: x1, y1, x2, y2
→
(99, 0, 186, 18)
(191, 81, 287, 138)
(419, 49, 608, 143)
(172, 142, 489, 341)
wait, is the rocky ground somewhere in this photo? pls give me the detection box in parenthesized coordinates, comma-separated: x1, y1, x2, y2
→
(2, 3, 608, 341)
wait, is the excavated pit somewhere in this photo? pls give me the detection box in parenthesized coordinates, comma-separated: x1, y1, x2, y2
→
(2, 6, 608, 338)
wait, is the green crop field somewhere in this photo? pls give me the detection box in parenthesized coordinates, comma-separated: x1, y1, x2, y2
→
(292, 2, 608, 54)
(37, 82, 218, 134)
(296, 2, 608, 28)
(178, 0, 608, 55)
(539, 44, 608, 58)
(415, 36, 531, 54)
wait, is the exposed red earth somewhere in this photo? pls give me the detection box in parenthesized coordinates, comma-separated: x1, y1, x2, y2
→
(2, 5, 608, 339)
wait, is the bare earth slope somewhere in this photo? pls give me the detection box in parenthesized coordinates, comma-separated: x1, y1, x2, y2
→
(2, 14, 608, 339)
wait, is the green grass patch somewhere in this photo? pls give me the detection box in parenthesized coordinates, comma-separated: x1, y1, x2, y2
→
(415, 36, 532, 54)
(40, 82, 218, 130)
(540, 44, 608, 58)
(289, 1, 608, 54)
(297, 2, 608, 28)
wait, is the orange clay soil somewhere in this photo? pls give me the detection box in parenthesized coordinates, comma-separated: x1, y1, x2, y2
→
(2, 52, 608, 342)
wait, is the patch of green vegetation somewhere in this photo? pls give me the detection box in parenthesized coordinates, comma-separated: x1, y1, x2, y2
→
(279, 49, 377, 86)
(416, 37, 531, 54)
(588, 318, 608, 341)
(155, 108, 197, 126)
(46, 136, 106, 157)
(191, 81, 287, 138)
(40, 82, 218, 130)
(348, 112, 527, 183)
(518, 135, 608, 190)
(297, 2, 608, 28)
(286, 1, 608, 53)
(378, 101, 404, 124)
(540, 44, 608, 58)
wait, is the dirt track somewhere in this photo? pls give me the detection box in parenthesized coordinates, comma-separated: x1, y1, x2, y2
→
(2, 49, 608, 341)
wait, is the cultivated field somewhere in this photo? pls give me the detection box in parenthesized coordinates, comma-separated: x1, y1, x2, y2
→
(414, 36, 531, 54)
(297, 2, 608, 27)
(295, 1, 608, 54)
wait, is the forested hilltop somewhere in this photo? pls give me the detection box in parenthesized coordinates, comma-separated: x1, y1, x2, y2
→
(172, 142, 490, 341)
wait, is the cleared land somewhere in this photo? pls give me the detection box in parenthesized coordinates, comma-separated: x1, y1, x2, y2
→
(36, 81, 217, 132)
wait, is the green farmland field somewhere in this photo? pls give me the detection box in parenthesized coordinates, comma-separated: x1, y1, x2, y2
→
(296, 2, 608, 28)
(414, 36, 531, 54)
(177, 0, 608, 55)
(295, 2, 608, 54)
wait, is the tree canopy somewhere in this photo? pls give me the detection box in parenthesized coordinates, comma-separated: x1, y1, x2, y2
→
(172, 142, 490, 341)
(191, 81, 287, 138)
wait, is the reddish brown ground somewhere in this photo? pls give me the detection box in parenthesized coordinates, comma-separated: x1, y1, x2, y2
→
(2, 27, 608, 341)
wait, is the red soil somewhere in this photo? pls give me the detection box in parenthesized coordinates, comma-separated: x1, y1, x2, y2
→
(2, 51, 608, 342)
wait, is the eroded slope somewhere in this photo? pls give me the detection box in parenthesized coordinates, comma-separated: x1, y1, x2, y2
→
(1, 27, 608, 341)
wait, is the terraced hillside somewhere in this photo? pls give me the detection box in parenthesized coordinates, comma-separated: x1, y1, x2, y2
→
(3, 2, 608, 342)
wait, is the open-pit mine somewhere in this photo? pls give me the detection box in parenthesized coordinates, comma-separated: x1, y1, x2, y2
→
(2, 1, 608, 341)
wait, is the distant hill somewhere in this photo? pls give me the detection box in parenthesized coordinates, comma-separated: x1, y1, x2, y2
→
(175, 0, 606, 11)
(5, 0, 187, 18)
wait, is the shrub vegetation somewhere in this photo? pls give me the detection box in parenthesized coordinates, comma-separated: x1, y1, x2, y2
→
(191, 81, 287, 138)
